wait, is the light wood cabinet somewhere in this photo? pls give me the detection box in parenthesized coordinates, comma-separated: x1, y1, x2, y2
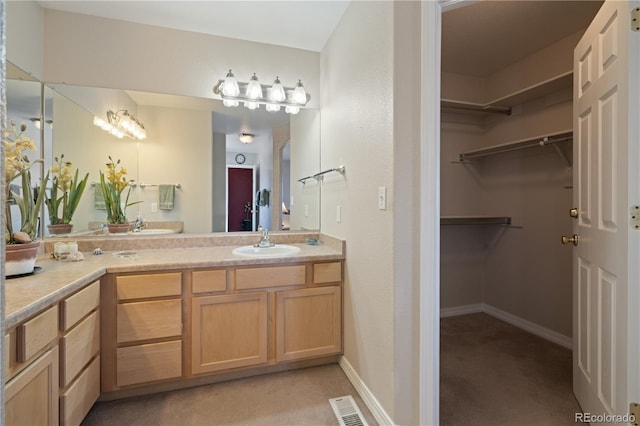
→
(116, 341, 182, 387)
(276, 286, 342, 362)
(59, 281, 101, 426)
(191, 292, 268, 374)
(102, 272, 183, 390)
(60, 355, 100, 426)
(5, 346, 59, 426)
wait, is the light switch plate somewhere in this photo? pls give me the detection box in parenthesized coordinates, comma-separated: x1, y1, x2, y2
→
(336, 206, 341, 223)
(151, 202, 158, 213)
(378, 186, 387, 210)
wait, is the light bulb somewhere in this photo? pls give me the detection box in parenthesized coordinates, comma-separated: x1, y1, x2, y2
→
(266, 104, 281, 112)
(285, 106, 300, 115)
(269, 76, 286, 102)
(223, 99, 239, 107)
(244, 101, 259, 110)
(246, 73, 263, 100)
(221, 70, 240, 97)
(292, 80, 307, 105)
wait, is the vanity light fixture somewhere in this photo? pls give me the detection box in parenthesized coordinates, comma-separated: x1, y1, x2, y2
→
(213, 70, 310, 115)
(239, 133, 254, 144)
(93, 110, 147, 140)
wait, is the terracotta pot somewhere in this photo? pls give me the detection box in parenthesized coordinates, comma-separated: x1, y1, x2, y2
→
(107, 223, 131, 234)
(48, 223, 73, 235)
(5, 240, 40, 277)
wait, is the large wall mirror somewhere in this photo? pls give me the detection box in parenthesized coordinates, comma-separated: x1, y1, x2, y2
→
(6, 62, 321, 238)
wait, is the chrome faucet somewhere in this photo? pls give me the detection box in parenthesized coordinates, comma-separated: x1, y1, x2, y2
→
(133, 214, 147, 232)
(255, 226, 275, 248)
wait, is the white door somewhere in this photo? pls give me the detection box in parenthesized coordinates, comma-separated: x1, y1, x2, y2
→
(572, 0, 640, 420)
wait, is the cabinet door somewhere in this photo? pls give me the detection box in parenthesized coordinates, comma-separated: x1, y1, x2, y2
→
(5, 346, 59, 426)
(276, 286, 341, 362)
(191, 292, 268, 374)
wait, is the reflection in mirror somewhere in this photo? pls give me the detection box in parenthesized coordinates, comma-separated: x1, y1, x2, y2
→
(40, 84, 320, 237)
(6, 68, 44, 237)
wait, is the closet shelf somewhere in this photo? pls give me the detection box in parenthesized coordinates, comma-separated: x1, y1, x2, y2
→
(441, 99, 511, 116)
(458, 130, 573, 164)
(440, 216, 512, 226)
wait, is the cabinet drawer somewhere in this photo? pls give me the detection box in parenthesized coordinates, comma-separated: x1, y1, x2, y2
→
(17, 305, 59, 363)
(117, 340, 182, 387)
(116, 272, 182, 301)
(235, 265, 305, 290)
(313, 262, 342, 284)
(60, 355, 100, 426)
(61, 281, 100, 331)
(60, 311, 100, 387)
(117, 299, 182, 343)
(192, 269, 227, 294)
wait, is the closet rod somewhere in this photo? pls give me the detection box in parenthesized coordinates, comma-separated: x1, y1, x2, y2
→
(440, 216, 512, 226)
(459, 133, 573, 161)
(441, 100, 512, 116)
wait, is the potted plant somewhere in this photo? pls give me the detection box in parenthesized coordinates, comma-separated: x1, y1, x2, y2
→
(99, 156, 141, 233)
(4, 121, 48, 276)
(45, 154, 89, 234)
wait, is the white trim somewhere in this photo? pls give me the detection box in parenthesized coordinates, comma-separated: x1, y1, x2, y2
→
(420, 2, 442, 426)
(483, 304, 572, 349)
(440, 304, 484, 318)
(338, 357, 395, 426)
(440, 303, 572, 349)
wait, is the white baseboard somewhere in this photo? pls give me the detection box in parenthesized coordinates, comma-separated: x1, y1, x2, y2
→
(338, 356, 395, 426)
(440, 303, 484, 318)
(441, 303, 572, 349)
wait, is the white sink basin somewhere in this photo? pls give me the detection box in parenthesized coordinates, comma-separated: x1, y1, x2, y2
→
(129, 229, 175, 235)
(232, 244, 301, 258)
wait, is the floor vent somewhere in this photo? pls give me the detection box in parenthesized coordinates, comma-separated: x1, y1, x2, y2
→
(329, 395, 369, 426)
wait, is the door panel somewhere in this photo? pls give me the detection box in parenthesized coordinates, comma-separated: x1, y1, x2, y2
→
(573, 0, 639, 417)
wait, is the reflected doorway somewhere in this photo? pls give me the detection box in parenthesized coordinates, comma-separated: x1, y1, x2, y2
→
(226, 165, 256, 231)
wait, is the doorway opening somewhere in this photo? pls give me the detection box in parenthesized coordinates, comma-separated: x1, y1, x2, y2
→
(438, 1, 602, 423)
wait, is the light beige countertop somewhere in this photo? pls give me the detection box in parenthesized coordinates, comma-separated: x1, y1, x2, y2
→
(5, 233, 345, 329)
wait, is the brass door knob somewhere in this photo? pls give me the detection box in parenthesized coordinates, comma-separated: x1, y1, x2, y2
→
(569, 208, 579, 218)
(561, 234, 580, 246)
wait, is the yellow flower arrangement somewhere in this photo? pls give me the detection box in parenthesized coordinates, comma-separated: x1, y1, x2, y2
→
(99, 156, 141, 224)
(4, 120, 48, 244)
(45, 154, 89, 225)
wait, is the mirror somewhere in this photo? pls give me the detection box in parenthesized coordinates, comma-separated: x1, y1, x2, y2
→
(34, 78, 320, 236)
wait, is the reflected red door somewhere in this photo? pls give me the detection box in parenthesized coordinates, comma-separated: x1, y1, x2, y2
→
(227, 167, 253, 231)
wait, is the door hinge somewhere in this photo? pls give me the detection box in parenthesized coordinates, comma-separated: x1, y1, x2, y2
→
(630, 402, 639, 426)
(631, 206, 640, 229)
(633, 7, 640, 31)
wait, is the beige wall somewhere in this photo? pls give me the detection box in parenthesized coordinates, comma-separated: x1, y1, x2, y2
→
(321, 0, 400, 422)
(41, 9, 320, 108)
(6, 1, 44, 80)
(137, 105, 212, 233)
(290, 111, 320, 231)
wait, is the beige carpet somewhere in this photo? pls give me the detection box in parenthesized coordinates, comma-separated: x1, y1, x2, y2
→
(440, 313, 584, 426)
(82, 364, 377, 426)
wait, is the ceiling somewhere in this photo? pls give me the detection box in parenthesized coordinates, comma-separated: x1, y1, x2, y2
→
(442, 1, 603, 77)
(37, 0, 350, 52)
(38, 0, 603, 78)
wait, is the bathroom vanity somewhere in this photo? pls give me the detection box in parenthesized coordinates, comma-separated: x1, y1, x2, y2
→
(3, 233, 344, 425)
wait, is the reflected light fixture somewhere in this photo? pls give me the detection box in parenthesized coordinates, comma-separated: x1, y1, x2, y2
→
(93, 110, 147, 140)
(213, 70, 310, 115)
(239, 133, 254, 144)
